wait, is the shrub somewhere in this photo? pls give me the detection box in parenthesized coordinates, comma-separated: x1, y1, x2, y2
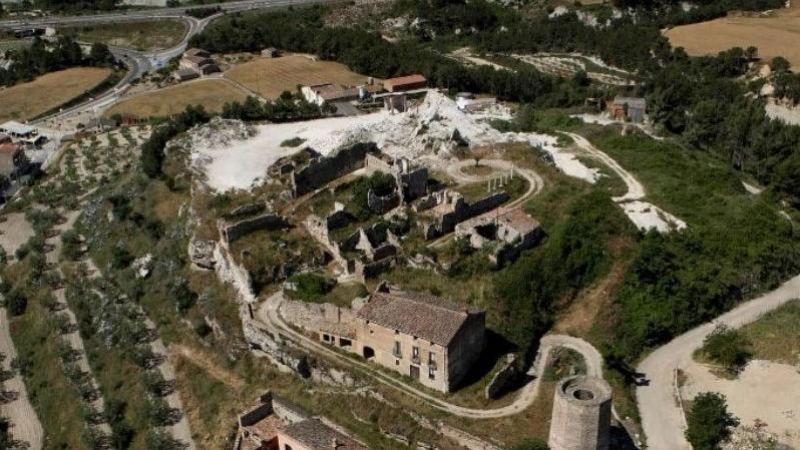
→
(286, 273, 332, 302)
(701, 324, 752, 375)
(5, 289, 27, 316)
(686, 392, 739, 450)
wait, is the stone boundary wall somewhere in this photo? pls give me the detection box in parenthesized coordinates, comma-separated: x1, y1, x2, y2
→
(222, 214, 287, 244)
(467, 192, 511, 218)
(279, 298, 357, 334)
(292, 143, 377, 197)
(485, 354, 519, 399)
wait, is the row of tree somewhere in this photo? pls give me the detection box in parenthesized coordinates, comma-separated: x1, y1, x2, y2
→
(0, 37, 115, 87)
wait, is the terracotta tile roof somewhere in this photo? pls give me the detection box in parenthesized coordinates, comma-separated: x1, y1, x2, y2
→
(281, 419, 367, 450)
(356, 290, 483, 346)
(384, 74, 427, 89)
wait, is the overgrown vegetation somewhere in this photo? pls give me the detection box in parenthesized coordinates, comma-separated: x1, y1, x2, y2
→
(140, 105, 210, 178)
(699, 325, 752, 375)
(685, 392, 739, 450)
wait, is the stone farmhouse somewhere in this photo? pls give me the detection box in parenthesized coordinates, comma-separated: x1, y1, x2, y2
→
(319, 285, 486, 392)
(606, 96, 647, 123)
(235, 392, 368, 450)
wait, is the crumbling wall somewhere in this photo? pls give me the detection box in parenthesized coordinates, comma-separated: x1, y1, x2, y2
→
(223, 214, 288, 244)
(272, 395, 310, 424)
(364, 153, 393, 175)
(356, 257, 394, 279)
(292, 142, 377, 197)
(485, 354, 519, 399)
(467, 192, 510, 218)
(279, 299, 357, 334)
(367, 189, 400, 214)
(400, 167, 428, 201)
(239, 400, 273, 427)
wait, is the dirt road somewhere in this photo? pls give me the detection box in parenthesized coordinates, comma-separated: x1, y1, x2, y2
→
(636, 274, 800, 450)
(562, 132, 645, 202)
(255, 292, 604, 419)
(0, 308, 43, 450)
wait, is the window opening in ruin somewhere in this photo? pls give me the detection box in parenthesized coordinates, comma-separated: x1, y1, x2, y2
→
(429, 366, 435, 380)
(363, 346, 375, 359)
(393, 341, 402, 358)
(339, 338, 352, 348)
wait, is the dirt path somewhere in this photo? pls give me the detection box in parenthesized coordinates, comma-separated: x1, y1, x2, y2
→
(254, 292, 604, 419)
(145, 321, 198, 450)
(0, 308, 43, 450)
(563, 132, 686, 232)
(0, 213, 35, 261)
(169, 345, 245, 388)
(636, 274, 800, 450)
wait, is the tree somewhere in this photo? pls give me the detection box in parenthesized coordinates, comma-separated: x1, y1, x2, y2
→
(701, 324, 752, 375)
(5, 289, 27, 316)
(512, 438, 550, 450)
(686, 392, 739, 450)
(771, 56, 791, 73)
(89, 43, 114, 66)
(145, 430, 187, 450)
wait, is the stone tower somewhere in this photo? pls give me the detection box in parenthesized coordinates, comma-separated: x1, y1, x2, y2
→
(548, 375, 612, 450)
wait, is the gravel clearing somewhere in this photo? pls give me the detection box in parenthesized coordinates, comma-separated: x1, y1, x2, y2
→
(681, 359, 800, 448)
(188, 91, 598, 193)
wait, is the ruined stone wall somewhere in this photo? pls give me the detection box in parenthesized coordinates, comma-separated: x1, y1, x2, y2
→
(485, 354, 519, 399)
(292, 142, 377, 197)
(364, 153, 393, 175)
(239, 402, 273, 427)
(272, 395, 310, 424)
(466, 192, 510, 218)
(279, 299, 357, 334)
(223, 214, 287, 244)
(355, 257, 394, 280)
(367, 189, 400, 214)
(400, 168, 428, 201)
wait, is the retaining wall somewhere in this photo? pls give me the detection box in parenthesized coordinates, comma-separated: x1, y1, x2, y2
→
(292, 142, 377, 197)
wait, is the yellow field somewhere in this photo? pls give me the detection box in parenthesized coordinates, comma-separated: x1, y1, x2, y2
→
(666, 5, 800, 68)
(0, 67, 111, 122)
(225, 54, 371, 99)
(105, 80, 248, 119)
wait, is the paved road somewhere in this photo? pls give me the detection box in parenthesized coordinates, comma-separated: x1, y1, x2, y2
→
(0, 0, 337, 29)
(636, 274, 800, 450)
(255, 292, 604, 419)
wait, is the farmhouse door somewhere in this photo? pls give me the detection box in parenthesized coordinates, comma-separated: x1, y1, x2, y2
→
(410, 365, 420, 380)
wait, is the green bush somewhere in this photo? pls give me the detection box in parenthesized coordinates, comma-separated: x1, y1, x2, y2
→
(286, 273, 333, 302)
(701, 324, 752, 374)
(686, 392, 739, 450)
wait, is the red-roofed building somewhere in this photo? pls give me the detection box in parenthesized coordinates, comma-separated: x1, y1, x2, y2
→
(383, 74, 427, 93)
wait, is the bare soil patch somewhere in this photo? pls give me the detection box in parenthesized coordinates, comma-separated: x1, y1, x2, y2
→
(225, 54, 371, 99)
(0, 67, 111, 122)
(105, 79, 247, 119)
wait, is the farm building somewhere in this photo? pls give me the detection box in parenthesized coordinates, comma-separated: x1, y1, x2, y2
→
(179, 48, 220, 76)
(606, 96, 647, 123)
(455, 208, 544, 266)
(261, 47, 280, 58)
(234, 393, 368, 450)
(384, 74, 427, 93)
(174, 68, 201, 82)
(301, 83, 382, 106)
(317, 286, 485, 393)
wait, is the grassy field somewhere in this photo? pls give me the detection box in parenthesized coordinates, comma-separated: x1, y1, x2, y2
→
(0, 39, 31, 53)
(0, 67, 111, 122)
(61, 20, 187, 52)
(666, 4, 800, 68)
(225, 54, 371, 99)
(105, 80, 247, 119)
(740, 300, 800, 365)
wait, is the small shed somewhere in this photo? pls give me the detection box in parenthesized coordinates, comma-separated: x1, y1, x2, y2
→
(261, 47, 280, 58)
(174, 68, 200, 82)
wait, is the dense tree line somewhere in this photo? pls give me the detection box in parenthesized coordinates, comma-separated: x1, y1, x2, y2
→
(189, 9, 595, 107)
(141, 105, 211, 178)
(0, 37, 115, 87)
(221, 92, 326, 123)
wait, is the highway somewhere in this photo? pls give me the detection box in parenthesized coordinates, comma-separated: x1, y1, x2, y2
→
(27, 0, 335, 124)
(0, 0, 335, 29)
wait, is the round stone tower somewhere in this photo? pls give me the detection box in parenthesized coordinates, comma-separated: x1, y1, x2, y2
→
(548, 375, 612, 450)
